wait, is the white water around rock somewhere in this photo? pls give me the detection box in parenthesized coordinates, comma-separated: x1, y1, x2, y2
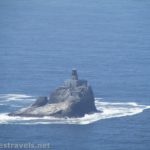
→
(0, 94, 149, 125)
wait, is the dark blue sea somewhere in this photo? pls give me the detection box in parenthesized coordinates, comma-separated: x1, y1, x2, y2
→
(0, 0, 150, 149)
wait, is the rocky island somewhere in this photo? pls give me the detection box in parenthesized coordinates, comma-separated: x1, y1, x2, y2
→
(9, 69, 98, 118)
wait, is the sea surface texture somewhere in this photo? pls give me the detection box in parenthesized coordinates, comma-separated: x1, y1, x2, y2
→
(0, 0, 150, 150)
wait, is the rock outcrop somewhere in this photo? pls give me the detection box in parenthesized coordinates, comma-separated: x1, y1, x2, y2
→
(9, 69, 98, 118)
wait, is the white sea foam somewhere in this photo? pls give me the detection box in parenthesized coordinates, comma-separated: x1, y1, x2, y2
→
(0, 94, 35, 104)
(0, 97, 149, 125)
(0, 94, 34, 101)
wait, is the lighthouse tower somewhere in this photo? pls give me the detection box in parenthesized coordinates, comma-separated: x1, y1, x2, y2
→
(71, 69, 78, 80)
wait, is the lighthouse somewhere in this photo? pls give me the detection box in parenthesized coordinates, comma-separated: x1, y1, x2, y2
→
(71, 69, 78, 80)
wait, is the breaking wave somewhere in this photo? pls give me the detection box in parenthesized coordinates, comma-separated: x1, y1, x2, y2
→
(0, 94, 35, 102)
(0, 94, 149, 125)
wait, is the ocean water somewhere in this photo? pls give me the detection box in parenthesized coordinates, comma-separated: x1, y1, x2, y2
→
(0, 0, 150, 150)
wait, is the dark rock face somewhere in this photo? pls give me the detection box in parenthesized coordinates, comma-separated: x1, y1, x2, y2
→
(32, 97, 48, 107)
(9, 69, 98, 118)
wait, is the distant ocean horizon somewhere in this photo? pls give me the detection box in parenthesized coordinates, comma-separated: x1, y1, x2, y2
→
(0, 0, 150, 150)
